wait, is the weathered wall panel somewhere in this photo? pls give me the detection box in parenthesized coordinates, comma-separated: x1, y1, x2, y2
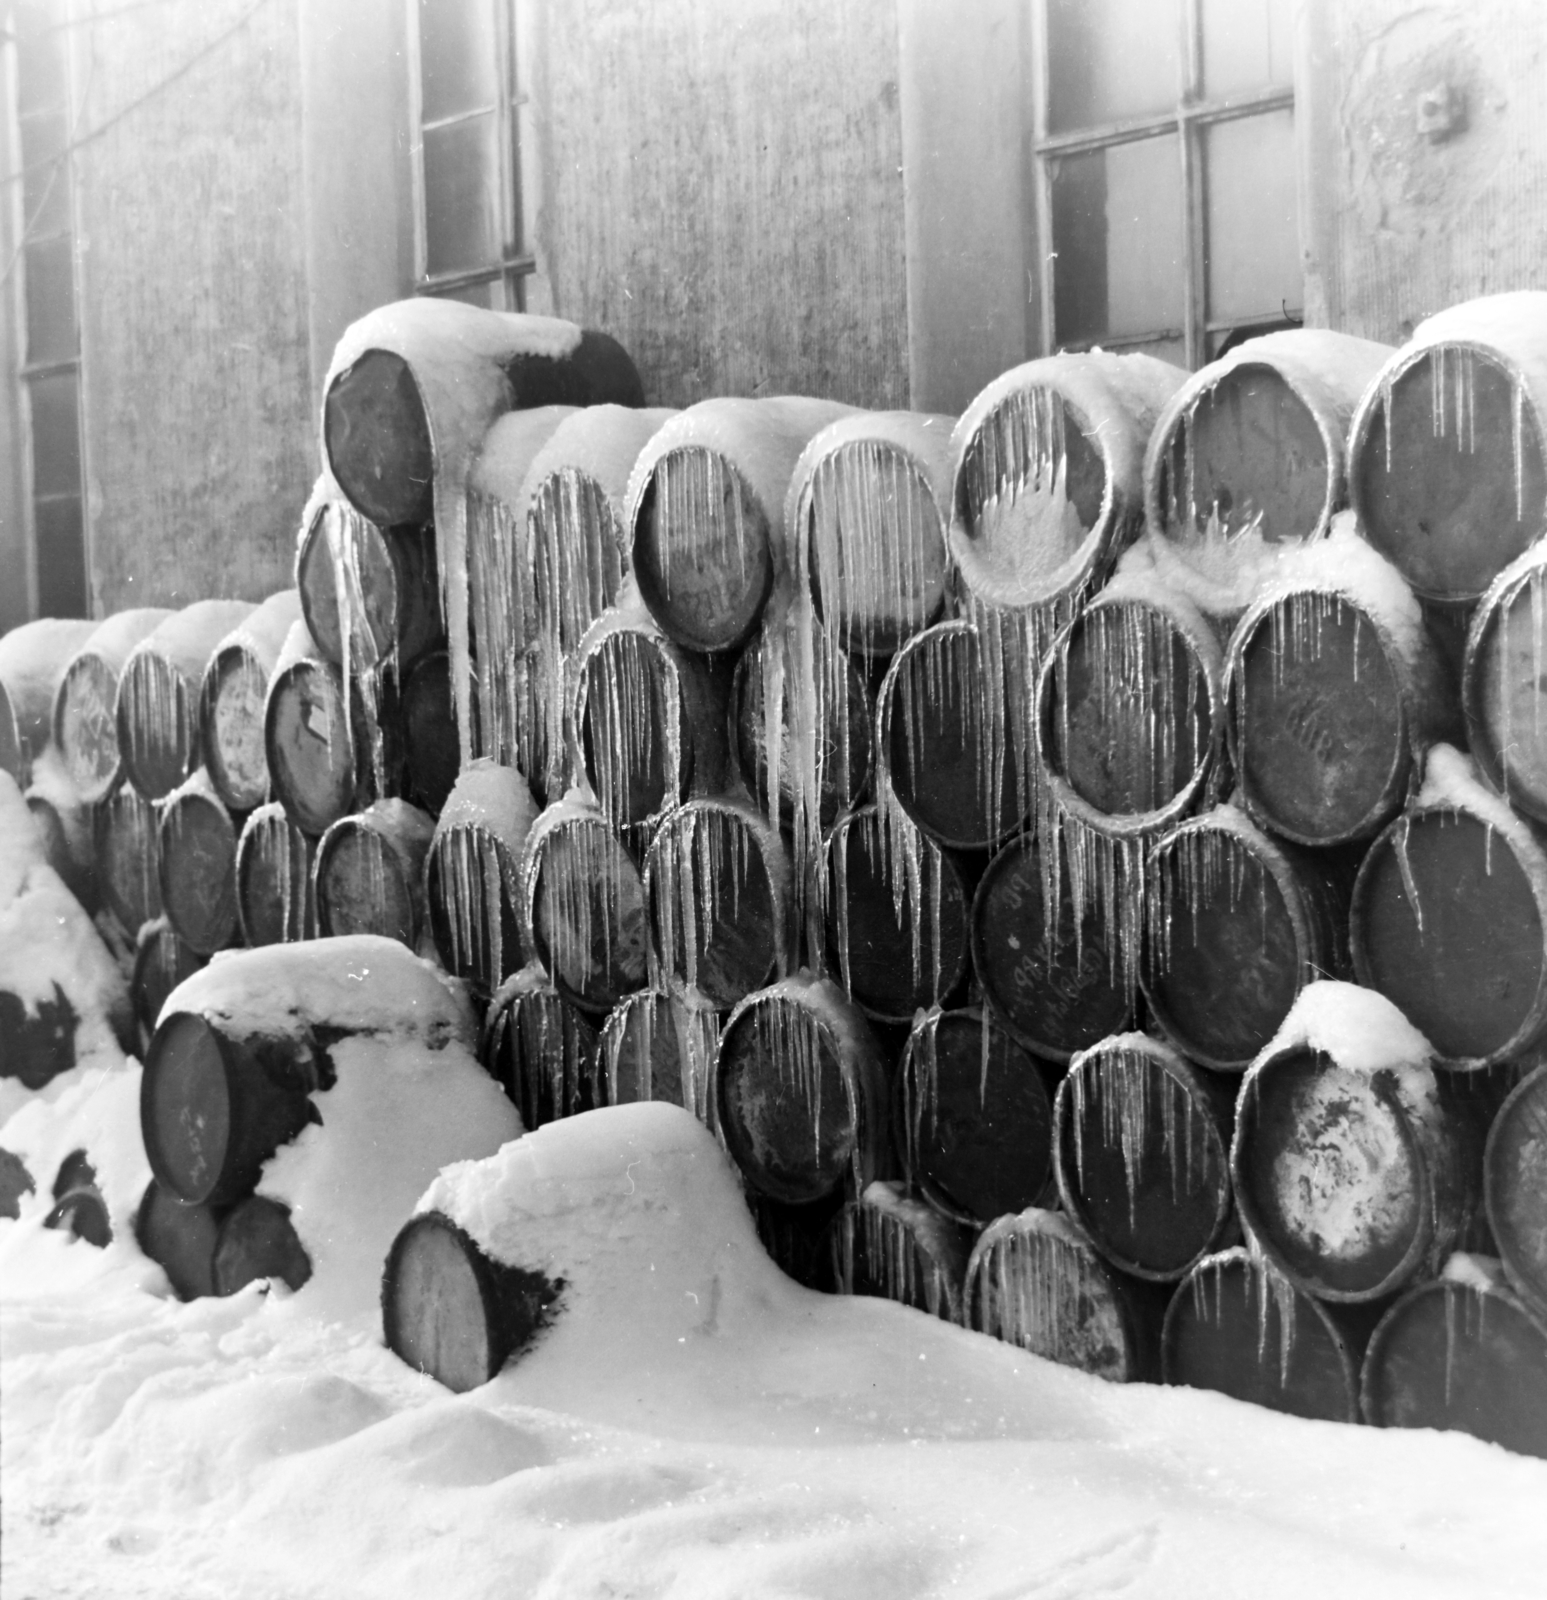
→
(73, 0, 315, 614)
(535, 0, 909, 411)
(1303, 0, 1547, 342)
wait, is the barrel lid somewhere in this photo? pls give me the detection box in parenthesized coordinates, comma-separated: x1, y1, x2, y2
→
(316, 815, 418, 946)
(141, 1011, 234, 1205)
(1484, 1063, 1547, 1317)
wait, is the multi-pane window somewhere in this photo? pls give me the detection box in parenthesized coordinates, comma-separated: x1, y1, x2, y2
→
(11, 0, 87, 616)
(1032, 0, 1300, 368)
(409, 0, 536, 310)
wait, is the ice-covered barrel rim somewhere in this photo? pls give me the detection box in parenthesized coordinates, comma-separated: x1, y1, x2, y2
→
(1348, 291, 1547, 605)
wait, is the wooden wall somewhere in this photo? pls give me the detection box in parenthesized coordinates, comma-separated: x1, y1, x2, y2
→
(71, 0, 316, 615)
(533, 0, 910, 411)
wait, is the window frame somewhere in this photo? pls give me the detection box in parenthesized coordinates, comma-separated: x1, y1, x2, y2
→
(1029, 0, 1298, 368)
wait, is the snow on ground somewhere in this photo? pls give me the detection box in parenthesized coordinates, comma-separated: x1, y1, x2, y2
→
(5, 1090, 1547, 1600)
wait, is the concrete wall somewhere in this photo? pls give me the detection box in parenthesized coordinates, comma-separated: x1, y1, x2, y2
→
(0, 67, 31, 634)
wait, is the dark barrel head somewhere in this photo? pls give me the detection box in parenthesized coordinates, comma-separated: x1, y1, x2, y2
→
(141, 1012, 234, 1206)
(212, 1195, 312, 1296)
(402, 651, 459, 816)
(484, 984, 601, 1130)
(158, 790, 239, 957)
(264, 660, 360, 838)
(235, 808, 313, 948)
(581, 631, 678, 828)
(135, 1180, 223, 1301)
(316, 820, 418, 946)
(96, 785, 164, 931)
(426, 826, 524, 996)
(529, 817, 648, 1014)
(324, 348, 436, 529)
(1485, 1064, 1547, 1317)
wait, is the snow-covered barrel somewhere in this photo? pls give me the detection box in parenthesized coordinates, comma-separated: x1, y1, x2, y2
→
(1360, 1256, 1547, 1458)
(1350, 746, 1547, 1069)
(520, 795, 648, 1015)
(197, 589, 302, 813)
(135, 1179, 225, 1301)
(716, 974, 889, 1207)
(314, 798, 435, 947)
(481, 963, 603, 1129)
(898, 1006, 1054, 1226)
(820, 807, 970, 1024)
(876, 619, 1027, 851)
(94, 784, 163, 933)
(1349, 293, 1547, 605)
(1052, 1034, 1235, 1282)
(969, 834, 1130, 1064)
(1483, 1063, 1547, 1317)
(0, 617, 95, 789)
(294, 489, 441, 676)
(234, 803, 314, 947)
(44, 1151, 111, 1247)
(115, 600, 255, 801)
(156, 770, 240, 955)
(964, 1208, 1164, 1382)
(1036, 573, 1224, 838)
(210, 1194, 312, 1296)
(829, 1180, 974, 1324)
(573, 601, 732, 831)
(51, 608, 170, 802)
(130, 917, 204, 1049)
(950, 352, 1185, 611)
(1143, 331, 1391, 615)
(597, 988, 719, 1125)
(1161, 1247, 1369, 1424)
(789, 410, 956, 656)
(1141, 806, 1348, 1072)
(424, 761, 540, 997)
(645, 797, 793, 1010)
(1232, 984, 1482, 1303)
(627, 397, 855, 654)
(399, 649, 458, 816)
(1225, 526, 1457, 846)
(24, 764, 98, 915)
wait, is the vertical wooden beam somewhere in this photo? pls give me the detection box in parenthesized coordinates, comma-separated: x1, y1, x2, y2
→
(1293, 0, 1338, 331)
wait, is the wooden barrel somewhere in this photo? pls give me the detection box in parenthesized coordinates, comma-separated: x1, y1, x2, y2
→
(1360, 1258, 1547, 1458)
(314, 799, 435, 947)
(94, 784, 163, 932)
(400, 649, 459, 815)
(198, 589, 302, 813)
(234, 803, 315, 947)
(116, 600, 256, 801)
(44, 1152, 112, 1248)
(521, 796, 648, 1014)
(898, 1006, 1054, 1226)
(481, 965, 603, 1130)
(821, 806, 969, 1023)
(1036, 578, 1224, 836)
(1232, 989, 1482, 1302)
(951, 352, 1186, 610)
(789, 411, 955, 657)
(1142, 806, 1348, 1072)
(597, 989, 720, 1125)
(829, 1180, 975, 1323)
(157, 771, 240, 956)
(715, 974, 888, 1207)
(876, 619, 1027, 851)
(1144, 331, 1392, 612)
(574, 602, 731, 830)
(1162, 1247, 1368, 1423)
(1350, 751, 1547, 1069)
(140, 1010, 321, 1206)
(964, 1208, 1164, 1381)
(1226, 542, 1457, 845)
(1483, 1062, 1547, 1317)
(969, 832, 1130, 1064)
(52, 608, 171, 802)
(0, 617, 96, 789)
(1350, 292, 1547, 604)
(130, 917, 206, 1049)
(135, 1180, 225, 1301)
(425, 761, 540, 996)
(294, 492, 441, 674)
(732, 613, 874, 832)
(1053, 1033, 1235, 1281)
(210, 1195, 313, 1296)
(628, 397, 854, 653)
(645, 797, 793, 1010)
(381, 1209, 562, 1393)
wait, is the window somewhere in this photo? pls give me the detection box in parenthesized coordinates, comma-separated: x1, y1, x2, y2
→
(1031, 0, 1300, 368)
(408, 0, 537, 310)
(9, 0, 87, 616)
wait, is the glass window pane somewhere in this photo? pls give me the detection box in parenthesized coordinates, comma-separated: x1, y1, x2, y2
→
(438, 279, 495, 309)
(1206, 110, 1301, 323)
(418, 0, 499, 124)
(29, 370, 81, 497)
(422, 114, 502, 278)
(33, 495, 87, 619)
(24, 235, 77, 365)
(21, 113, 72, 238)
(1047, 0, 1183, 133)
(1203, 0, 1295, 102)
(1052, 135, 1185, 345)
